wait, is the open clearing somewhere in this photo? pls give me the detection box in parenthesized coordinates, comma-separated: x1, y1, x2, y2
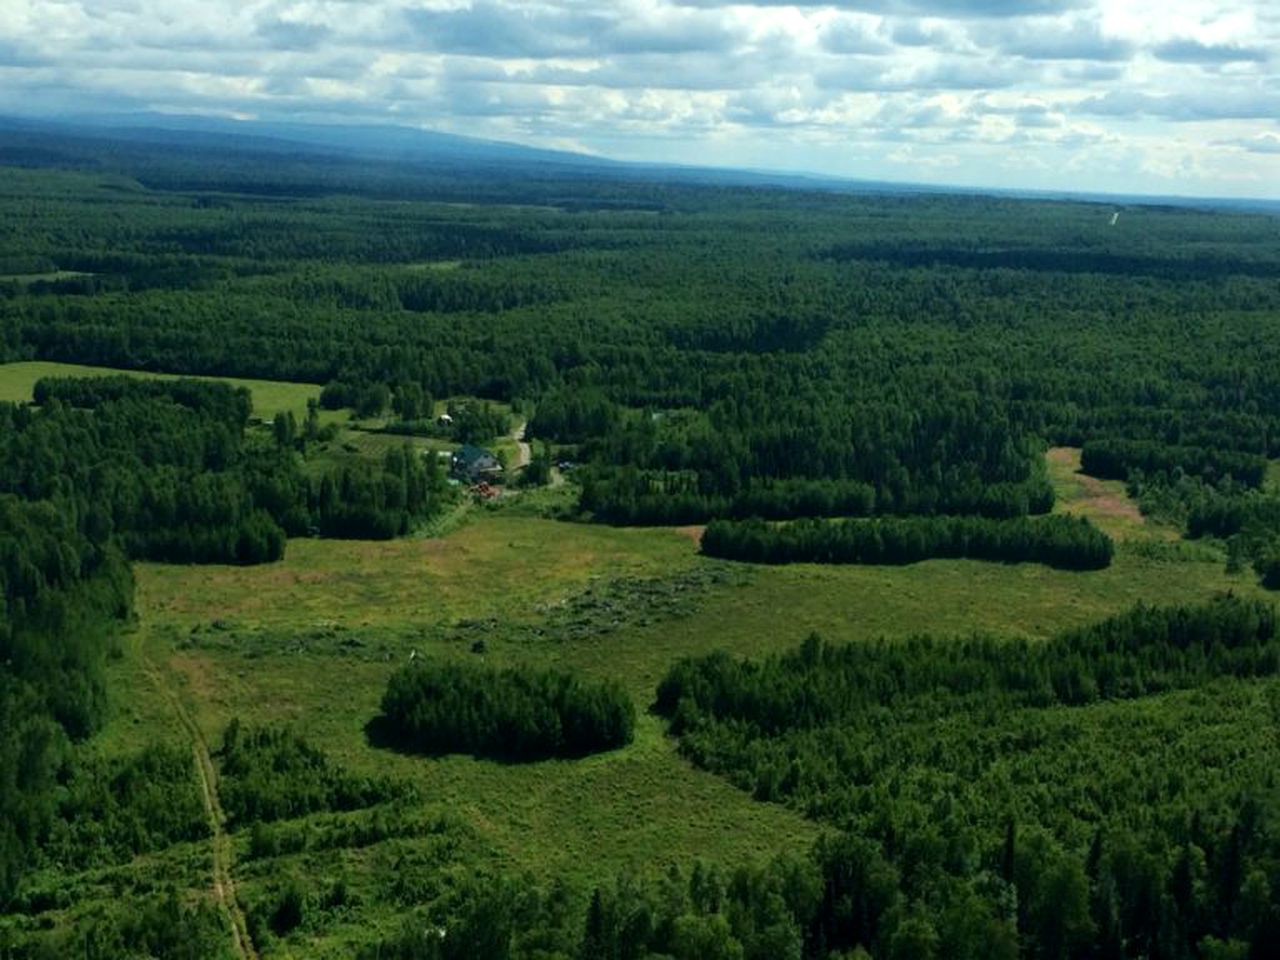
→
(47, 437, 1259, 958)
(1046, 445, 1164, 540)
(121, 483, 1261, 907)
(0, 360, 328, 422)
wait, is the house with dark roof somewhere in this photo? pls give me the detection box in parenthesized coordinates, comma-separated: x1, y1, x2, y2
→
(451, 444, 503, 482)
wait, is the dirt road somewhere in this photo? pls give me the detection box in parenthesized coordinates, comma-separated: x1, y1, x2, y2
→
(511, 420, 531, 470)
(143, 643, 257, 960)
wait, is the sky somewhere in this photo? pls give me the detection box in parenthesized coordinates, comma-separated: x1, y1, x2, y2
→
(0, 1, 1277, 198)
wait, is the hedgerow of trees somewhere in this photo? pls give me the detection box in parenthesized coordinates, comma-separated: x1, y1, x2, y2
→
(700, 513, 1113, 570)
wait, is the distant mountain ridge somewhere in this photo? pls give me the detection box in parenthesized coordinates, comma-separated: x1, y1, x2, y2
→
(1, 112, 1276, 213)
(0, 112, 609, 169)
(0, 112, 924, 194)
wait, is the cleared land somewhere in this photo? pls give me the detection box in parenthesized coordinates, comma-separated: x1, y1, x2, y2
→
(27, 434, 1254, 956)
(0, 360, 328, 422)
(119, 450, 1260, 911)
(1046, 445, 1160, 539)
(127, 516, 822, 908)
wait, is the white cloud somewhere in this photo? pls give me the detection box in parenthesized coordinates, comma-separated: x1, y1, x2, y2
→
(0, 0, 1274, 197)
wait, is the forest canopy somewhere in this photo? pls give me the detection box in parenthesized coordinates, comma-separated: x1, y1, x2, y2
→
(377, 659, 636, 761)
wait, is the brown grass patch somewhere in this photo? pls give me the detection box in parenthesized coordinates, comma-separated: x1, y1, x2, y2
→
(1047, 447, 1145, 525)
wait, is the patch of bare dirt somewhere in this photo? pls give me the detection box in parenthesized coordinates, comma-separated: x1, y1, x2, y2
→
(1073, 473, 1145, 522)
(673, 525, 707, 545)
(1047, 447, 1144, 523)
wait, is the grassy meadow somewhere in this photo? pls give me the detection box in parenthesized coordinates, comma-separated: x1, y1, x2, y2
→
(0, 360, 331, 422)
(39, 442, 1255, 955)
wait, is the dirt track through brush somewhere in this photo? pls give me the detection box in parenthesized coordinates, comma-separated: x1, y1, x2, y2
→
(142, 639, 258, 960)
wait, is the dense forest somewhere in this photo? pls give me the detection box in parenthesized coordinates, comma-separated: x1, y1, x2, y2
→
(0, 485, 154, 909)
(655, 597, 1280, 959)
(5, 161, 1280, 547)
(1, 376, 450, 560)
(2, 136, 1280, 957)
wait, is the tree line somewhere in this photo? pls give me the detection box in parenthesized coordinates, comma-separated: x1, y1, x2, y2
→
(1081, 438, 1268, 490)
(700, 514, 1113, 571)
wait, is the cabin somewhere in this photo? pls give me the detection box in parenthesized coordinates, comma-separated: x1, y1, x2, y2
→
(451, 444, 502, 482)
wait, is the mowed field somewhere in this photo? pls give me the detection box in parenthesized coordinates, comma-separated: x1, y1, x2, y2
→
(0, 360, 329, 422)
(107, 445, 1265, 939)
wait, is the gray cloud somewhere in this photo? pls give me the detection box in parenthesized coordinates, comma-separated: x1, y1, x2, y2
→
(609, 14, 745, 55)
(820, 18, 894, 55)
(257, 18, 333, 52)
(1055, 62, 1126, 82)
(401, 3, 599, 58)
(1153, 39, 1270, 64)
(1217, 132, 1280, 153)
(1077, 89, 1280, 120)
(889, 21, 937, 46)
(438, 55, 734, 92)
(676, 0, 1084, 17)
(992, 20, 1134, 61)
(817, 55, 1029, 93)
(0, 39, 50, 67)
(401, 2, 741, 59)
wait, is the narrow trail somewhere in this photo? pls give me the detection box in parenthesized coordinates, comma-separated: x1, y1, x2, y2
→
(141, 639, 257, 960)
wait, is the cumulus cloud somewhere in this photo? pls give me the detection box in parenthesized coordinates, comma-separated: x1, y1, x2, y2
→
(989, 18, 1135, 61)
(1216, 132, 1280, 154)
(0, 0, 1274, 197)
(1076, 89, 1280, 121)
(1153, 38, 1270, 63)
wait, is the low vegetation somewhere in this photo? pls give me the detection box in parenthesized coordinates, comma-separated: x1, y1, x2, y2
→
(219, 722, 408, 827)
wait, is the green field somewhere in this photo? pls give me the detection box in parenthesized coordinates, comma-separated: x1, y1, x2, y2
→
(90, 454, 1260, 956)
(120, 516, 822, 951)
(0, 360, 330, 422)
